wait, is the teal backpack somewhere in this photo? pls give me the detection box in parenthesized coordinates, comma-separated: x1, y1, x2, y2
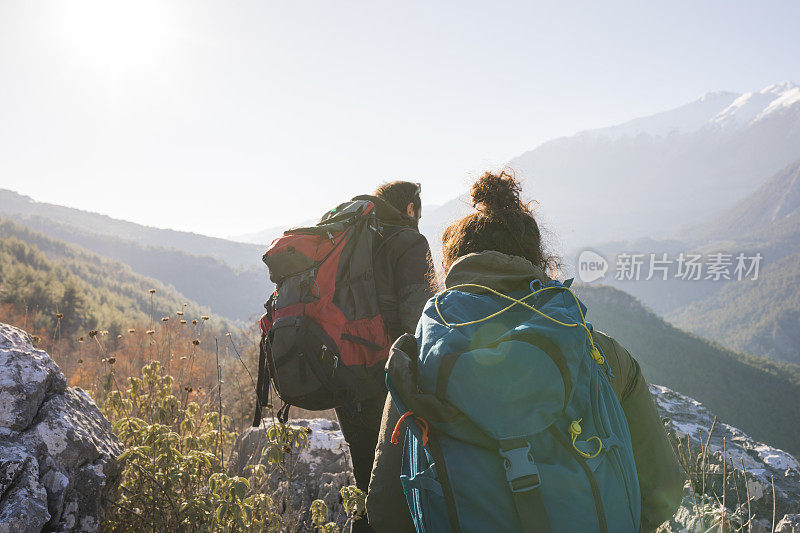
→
(387, 278, 641, 532)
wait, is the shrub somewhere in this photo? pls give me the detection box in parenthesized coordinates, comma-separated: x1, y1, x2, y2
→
(103, 361, 364, 532)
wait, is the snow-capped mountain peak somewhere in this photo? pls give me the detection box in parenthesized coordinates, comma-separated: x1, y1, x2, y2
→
(713, 81, 800, 126)
(587, 90, 739, 140)
(760, 80, 799, 95)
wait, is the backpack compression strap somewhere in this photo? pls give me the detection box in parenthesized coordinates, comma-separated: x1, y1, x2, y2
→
(499, 438, 553, 533)
(252, 332, 271, 427)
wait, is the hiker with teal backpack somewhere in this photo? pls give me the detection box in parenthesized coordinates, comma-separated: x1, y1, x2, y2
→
(366, 172, 685, 532)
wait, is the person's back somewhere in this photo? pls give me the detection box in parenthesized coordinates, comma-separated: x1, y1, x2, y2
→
(367, 172, 685, 532)
(336, 182, 436, 533)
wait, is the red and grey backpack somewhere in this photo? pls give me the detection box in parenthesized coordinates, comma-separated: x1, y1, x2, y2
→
(253, 199, 391, 425)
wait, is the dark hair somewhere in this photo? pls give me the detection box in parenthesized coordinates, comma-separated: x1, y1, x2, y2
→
(441, 170, 557, 273)
(374, 181, 421, 216)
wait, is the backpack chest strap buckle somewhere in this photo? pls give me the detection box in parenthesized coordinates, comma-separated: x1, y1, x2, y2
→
(498, 442, 541, 493)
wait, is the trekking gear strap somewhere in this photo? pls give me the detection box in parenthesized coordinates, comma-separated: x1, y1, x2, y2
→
(277, 402, 291, 424)
(252, 333, 270, 427)
(498, 439, 553, 533)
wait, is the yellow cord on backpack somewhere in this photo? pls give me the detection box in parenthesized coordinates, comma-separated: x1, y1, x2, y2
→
(435, 283, 608, 455)
(568, 418, 603, 459)
(434, 282, 599, 354)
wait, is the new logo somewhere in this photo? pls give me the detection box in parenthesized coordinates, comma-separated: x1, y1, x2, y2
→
(578, 250, 608, 283)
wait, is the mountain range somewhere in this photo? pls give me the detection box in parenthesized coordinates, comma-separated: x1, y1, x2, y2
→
(0, 190, 271, 323)
(3, 82, 800, 453)
(0, 189, 264, 268)
(507, 81, 800, 252)
(587, 157, 800, 365)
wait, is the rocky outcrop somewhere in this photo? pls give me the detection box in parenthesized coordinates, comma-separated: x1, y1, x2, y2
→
(0, 323, 122, 532)
(776, 514, 800, 533)
(229, 385, 800, 532)
(228, 418, 354, 527)
(652, 384, 800, 532)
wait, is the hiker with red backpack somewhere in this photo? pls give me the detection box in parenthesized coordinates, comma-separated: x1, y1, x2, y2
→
(366, 172, 685, 532)
(256, 181, 435, 532)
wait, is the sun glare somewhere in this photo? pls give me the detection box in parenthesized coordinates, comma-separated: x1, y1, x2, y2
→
(54, 0, 170, 69)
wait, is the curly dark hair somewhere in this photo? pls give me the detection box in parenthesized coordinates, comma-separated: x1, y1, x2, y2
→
(441, 170, 558, 273)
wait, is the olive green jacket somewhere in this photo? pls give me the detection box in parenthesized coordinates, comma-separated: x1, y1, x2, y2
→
(366, 251, 686, 532)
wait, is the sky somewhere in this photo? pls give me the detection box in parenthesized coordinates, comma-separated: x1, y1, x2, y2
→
(1, 0, 799, 238)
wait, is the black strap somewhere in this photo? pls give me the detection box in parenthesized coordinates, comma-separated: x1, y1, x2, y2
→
(252, 334, 270, 427)
(277, 402, 291, 424)
(498, 438, 553, 533)
(513, 489, 553, 533)
(340, 333, 385, 352)
(426, 435, 462, 533)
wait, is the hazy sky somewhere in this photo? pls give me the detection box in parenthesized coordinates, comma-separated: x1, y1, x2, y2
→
(1, 1, 799, 238)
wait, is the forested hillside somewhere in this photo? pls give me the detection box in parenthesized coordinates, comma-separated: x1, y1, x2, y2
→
(4, 214, 270, 322)
(669, 253, 800, 365)
(577, 283, 800, 457)
(0, 219, 212, 338)
(584, 158, 800, 366)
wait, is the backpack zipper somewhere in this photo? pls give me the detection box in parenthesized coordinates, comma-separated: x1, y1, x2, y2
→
(548, 426, 608, 533)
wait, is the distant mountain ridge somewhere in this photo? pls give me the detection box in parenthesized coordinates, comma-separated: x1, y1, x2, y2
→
(0, 190, 273, 322)
(507, 81, 800, 251)
(683, 156, 800, 244)
(405, 81, 800, 270)
(582, 90, 740, 139)
(0, 189, 264, 268)
(668, 253, 800, 365)
(584, 158, 800, 365)
(589, 82, 800, 140)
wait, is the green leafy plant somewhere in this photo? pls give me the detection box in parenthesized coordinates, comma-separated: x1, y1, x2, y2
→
(103, 361, 364, 532)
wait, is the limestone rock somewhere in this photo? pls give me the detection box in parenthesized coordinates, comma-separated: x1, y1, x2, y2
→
(0, 323, 122, 532)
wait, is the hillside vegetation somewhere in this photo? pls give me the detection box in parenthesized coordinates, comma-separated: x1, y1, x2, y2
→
(0, 219, 211, 338)
(576, 283, 800, 457)
(5, 214, 270, 323)
(669, 253, 800, 365)
(588, 158, 800, 366)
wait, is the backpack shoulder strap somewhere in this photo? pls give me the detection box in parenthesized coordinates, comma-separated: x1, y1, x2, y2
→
(373, 225, 417, 257)
(498, 437, 553, 533)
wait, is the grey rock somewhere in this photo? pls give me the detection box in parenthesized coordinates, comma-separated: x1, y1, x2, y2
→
(228, 418, 354, 529)
(0, 323, 122, 532)
(0, 447, 50, 533)
(652, 384, 800, 531)
(0, 324, 66, 432)
(776, 514, 800, 533)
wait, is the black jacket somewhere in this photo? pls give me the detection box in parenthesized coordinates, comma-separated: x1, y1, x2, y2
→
(352, 195, 436, 342)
